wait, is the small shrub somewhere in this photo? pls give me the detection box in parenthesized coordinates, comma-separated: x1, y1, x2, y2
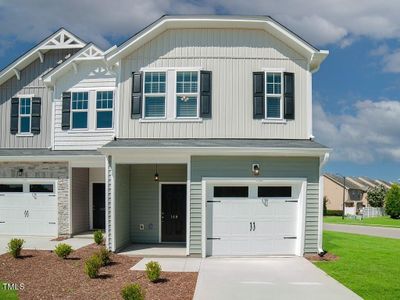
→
(84, 254, 102, 278)
(54, 243, 73, 259)
(97, 247, 111, 266)
(385, 184, 400, 219)
(8, 238, 24, 258)
(94, 230, 104, 245)
(367, 185, 387, 207)
(121, 283, 145, 300)
(145, 261, 161, 282)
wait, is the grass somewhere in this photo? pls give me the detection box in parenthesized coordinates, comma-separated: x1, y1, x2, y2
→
(324, 216, 400, 228)
(0, 282, 18, 300)
(315, 231, 400, 299)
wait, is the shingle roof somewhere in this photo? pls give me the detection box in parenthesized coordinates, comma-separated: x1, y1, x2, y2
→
(324, 174, 365, 190)
(102, 138, 328, 149)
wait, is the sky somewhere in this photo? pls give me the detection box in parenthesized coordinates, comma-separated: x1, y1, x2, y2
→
(0, 0, 399, 181)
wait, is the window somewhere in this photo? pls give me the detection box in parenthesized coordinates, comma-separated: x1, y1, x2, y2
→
(71, 92, 88, 129)
(0, 184, 23, 193)
(29, 184, 54, 193)
(19, 98, 31, 133)
(265, 72, 283, 119)
(349, 189, 363, 201)
(96, 91, 113, 128)
(144, 72, 166, 118)
(258, 186, 292, 197)
(214, 186, 249, 198)
(176, 71, 199, 118)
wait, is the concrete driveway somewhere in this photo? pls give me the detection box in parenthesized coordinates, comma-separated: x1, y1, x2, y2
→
(324, 223, 400, 239)
(0, 235, 93, 255)
(194, 257, 361, 300)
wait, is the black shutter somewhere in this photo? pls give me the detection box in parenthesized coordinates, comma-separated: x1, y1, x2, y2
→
(31, 97, 41, 134)
(62, 92, 71, 130)
(10, 97, 19, 134)
(284, 72, 295, 120)
(200, 71, 212, 118)
(131, 72, 142, 119)
(253, 72, 265, 119)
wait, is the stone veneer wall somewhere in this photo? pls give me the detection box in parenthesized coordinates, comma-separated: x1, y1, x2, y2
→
(0, 161, 70, 236)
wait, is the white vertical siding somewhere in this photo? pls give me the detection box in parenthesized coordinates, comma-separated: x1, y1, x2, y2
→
(53, 61, 116, 150)
(117, 28, 310, 139)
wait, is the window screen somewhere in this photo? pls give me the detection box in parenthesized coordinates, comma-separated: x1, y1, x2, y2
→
(214, 186, 248, 197)
(258, 186, 292, 197)
(0, 184, 23, 192)
(30, 184, 54, 193)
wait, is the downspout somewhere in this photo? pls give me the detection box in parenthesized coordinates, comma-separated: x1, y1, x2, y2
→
(318, 152, 330, 254)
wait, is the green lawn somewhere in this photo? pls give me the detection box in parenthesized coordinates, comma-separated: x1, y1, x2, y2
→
(315, 231, 400, 299)
(0, 282, 18, 300)
(324, 216, 400, 228)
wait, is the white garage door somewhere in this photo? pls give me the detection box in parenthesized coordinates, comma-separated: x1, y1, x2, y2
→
(0, 181, 58, 236)
(206, 181, 303, 256)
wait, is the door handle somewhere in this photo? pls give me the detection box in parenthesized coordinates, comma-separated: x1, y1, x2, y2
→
(250, 222, 253, 231)
(253, 222, 256, 231)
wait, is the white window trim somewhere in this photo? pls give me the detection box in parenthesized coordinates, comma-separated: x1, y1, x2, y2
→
(70, 91, 89, 130)
(142, 70, 167, 119)
(18, 96, 32, 135)
(95, 90, 114, 129)
(139, 67, 203, 122)
(175, 70, 201, 119)
(265, 71, 284, 121)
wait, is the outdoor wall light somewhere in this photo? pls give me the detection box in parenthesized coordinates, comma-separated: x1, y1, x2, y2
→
(252, 164, 260, 176)
(154, 164, 159, 182)
(17, 169, 24, 177)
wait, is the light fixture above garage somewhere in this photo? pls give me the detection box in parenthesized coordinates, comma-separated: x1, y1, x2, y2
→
(252, 164, 260, 176)
(154, 164, 159, 182)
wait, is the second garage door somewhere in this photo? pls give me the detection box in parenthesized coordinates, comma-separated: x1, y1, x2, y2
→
(206, 181, 304, 256)
(0, 181, 58, 236)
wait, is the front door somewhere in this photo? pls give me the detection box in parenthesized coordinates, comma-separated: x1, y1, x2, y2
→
(161, 184, 186, 242)
(93, 183, 106, 230)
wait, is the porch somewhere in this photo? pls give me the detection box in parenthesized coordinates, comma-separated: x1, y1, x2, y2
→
(113, 163, 189, 255)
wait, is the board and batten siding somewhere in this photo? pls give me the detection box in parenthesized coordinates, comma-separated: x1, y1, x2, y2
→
(53, 61, 116, 150)
(71, 168, 89, 234)
(190, 156, 320, 255)
(118, 28, 310, 139)
(0, 49, 78, 148)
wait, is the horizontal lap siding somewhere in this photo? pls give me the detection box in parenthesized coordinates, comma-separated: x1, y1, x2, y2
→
(0, 49, 78, 148)
(53, 61, 116, 150)
(115, 164, 131, 250)
(118, 28, 309, 139)
(190, 156, 320, 256)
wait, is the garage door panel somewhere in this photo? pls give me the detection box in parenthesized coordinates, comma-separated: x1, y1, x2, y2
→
(207, 183, 301, 256)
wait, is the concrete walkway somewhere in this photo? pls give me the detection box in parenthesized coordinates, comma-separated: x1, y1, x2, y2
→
(0, 235, 93, 255)
(194, 257, 361, 300)
(324, 223, 400, 239)
(131, 257, 202, 272)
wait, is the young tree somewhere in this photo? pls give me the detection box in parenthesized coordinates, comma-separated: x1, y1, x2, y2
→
(367, 185, 387, 207)
(385, 184, 400, 219)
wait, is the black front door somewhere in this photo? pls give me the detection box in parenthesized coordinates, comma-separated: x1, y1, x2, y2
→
(93, 183, 106, 230)
(161, 184, 186, 242)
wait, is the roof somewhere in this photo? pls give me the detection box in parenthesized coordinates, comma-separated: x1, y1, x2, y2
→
(106, 15, 329, 71)
(103, 138, 328, 149)
(324, 174, 393, 191)
(324, 174, 366, 190)
(0, 28, 86, 86)
(0, 149, 101, 157)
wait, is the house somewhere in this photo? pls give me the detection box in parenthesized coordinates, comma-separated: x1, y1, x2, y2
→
(0, 30, 116, 236)
(0, 15, 330, 257)
(323, 174, 392, 215)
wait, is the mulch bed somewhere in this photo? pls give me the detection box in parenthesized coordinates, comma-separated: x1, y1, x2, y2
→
(304, 252, 339, 262)
(0, 244, 198, 300)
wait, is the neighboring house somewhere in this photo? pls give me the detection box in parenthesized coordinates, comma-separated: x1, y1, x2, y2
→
(324, 174, 392, 215)
(0, 15, 330, 258)
(0, 29, 116, 237)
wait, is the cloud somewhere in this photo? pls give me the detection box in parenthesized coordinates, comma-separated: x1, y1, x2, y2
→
(2, 0, 400, 52)
(313, 100, 400, 163)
